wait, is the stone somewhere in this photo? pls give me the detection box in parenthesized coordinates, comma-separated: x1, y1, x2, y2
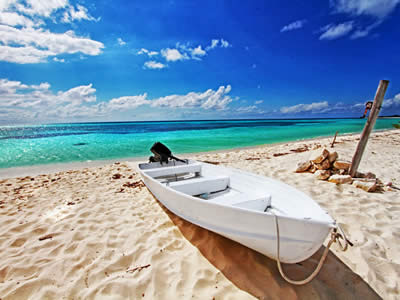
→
(312, 148, 330, 164)
(328, 174, 353, 184)
(315, 170, 331, 180)
(308, 164, 318, 173)
(328, 151, 338, 163)
(352, 180, 377, 192)
(333, 160, 351, 170)
(315, 159, 331, 170)
(339, 169, 347, 175)
(296, 161, 312, 173)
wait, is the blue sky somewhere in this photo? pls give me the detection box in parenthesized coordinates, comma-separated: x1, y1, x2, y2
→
(0, 0, 400, 124)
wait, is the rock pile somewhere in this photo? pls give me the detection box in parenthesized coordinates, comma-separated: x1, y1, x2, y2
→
(296, 148, 380, 192)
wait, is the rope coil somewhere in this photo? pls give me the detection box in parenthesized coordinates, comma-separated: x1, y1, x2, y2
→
(273, 213, 351, 285)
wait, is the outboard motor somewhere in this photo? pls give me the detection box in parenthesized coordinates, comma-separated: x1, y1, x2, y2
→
(149, 142, 186, 164)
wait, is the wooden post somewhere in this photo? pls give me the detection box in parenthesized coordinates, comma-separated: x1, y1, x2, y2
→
(331, 131, 338, 148)
(349, 80, 389, 177)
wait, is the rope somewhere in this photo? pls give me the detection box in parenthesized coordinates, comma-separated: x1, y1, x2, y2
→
(273, 213, 349, 285)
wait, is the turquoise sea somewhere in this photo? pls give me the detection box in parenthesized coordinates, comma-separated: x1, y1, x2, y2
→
(0, 118, 398, 169)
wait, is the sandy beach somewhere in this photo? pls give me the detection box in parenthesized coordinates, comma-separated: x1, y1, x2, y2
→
(1, 129, 399, 299)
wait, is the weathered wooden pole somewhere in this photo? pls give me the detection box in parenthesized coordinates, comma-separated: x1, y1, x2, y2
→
(349, 80, 389, 177)
(331, 131, 339, 148)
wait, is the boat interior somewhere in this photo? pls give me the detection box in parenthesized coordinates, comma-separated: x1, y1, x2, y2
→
(139, 160, 272, 212)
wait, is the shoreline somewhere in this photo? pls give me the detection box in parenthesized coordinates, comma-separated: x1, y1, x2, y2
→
(1, 128, 398, 179)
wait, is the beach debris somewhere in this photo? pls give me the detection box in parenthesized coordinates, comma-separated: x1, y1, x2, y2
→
(126, 264, 150, 273)
(315, 170, 331, 180)
(295, 161, 312, 173)
(315, 159, 331, 170)
(352, 180, 377, 192)
(38, 234, 53, 241)
(245, 157, 261, 161)
(308, 165, 318, 173)
(295, 148, 382, 192)
(328, 151, 338, 163)
(200, 160, 221, 165)
(330, 131, 339, 148)
(312, 148, 329, 164)
(112, 173, 122, 179)
(290, 146, 309, 153)
(328, 175, 353, 184)
(273, 152, 289, 157)
(123, 181, 145, 189)
(333, 160, 351, 171)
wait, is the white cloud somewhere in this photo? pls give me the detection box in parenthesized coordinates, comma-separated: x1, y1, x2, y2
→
(0, 79, 236, 122)
(330, 0, 400, 19)
(280, 19, 307, 32)
(0, 25, 104, 63)
(255, 100, 263, 105)
(16, 0, 68, 17)
(0, 0, 103, 64)
(117, 38, 126, 46)
(382, 93, 400, 108)
(237, 105, 257, 113)
(329, 1, 400, 39)
(108, 94, 149, 110)
(0, 11, 35, 27)
(152, 85, 233, 110)
(207, 39, 219, 50)
(191, 45, 206, 57)
(53, 57, 65, 62)
(143, 60, 166, 69)
(319, 22, 354, 40)
(280, 101, 329, 114)
(62, 4, 98, 23)
(161, 48, 186, 61)
(137, 48, 158, 56)
(220, 39, 231, 48)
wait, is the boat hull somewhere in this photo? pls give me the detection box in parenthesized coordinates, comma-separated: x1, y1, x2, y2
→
(139, 162, 334, 264)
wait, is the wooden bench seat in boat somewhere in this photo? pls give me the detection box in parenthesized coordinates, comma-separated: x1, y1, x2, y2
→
(168, 176, 230, 196)
(144, 163, 202, 178)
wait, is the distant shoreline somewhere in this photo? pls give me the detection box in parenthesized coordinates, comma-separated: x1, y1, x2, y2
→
(1, 127, 398, 179)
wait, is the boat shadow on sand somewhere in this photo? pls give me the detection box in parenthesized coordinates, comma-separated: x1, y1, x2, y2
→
(159, 204, 381, 300)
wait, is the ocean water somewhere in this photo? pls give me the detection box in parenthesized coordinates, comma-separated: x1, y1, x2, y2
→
(0, 118, 398, 169)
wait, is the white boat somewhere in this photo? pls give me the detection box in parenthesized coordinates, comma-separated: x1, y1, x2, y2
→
(138, 159, 337, 265)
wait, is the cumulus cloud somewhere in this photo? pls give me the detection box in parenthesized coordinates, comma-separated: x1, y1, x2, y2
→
(280, 101, 329, 114)
(191, 45, 206, 57)
(152, 85, 233, 110)
(280, 19, 307, 32)
(319, 22, 354, 40)
(108, 94, 149, 110)
(255, 100, 263, 105)
(330, 0, 400, 19)
(382, 93, 400, 108)
(136, 48, 158, 56)
(137, 38, 231, 69)
(143, 60, 166, 69)
(0, 78, 236, 122)
(0, 0, 103, 64)
(161, 48, 186, 61)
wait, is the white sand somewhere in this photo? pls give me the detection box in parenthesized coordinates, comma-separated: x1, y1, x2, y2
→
(1, 130, 399, 299)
